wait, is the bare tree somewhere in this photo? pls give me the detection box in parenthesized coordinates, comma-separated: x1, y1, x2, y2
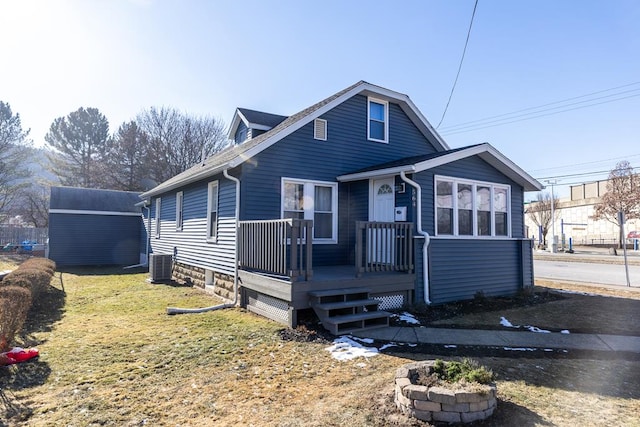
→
(526, 192, 559, 247)
(45, 107, 110, 188)
(13, 182, 50, 227)
(592, 160, 640, 248)
(136, 107, 227, 184)
(0, 101, 32, 219)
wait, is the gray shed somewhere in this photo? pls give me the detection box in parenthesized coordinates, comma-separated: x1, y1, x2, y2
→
(48, 187, 144, 266)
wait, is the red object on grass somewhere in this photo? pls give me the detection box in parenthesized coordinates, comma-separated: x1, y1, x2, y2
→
(0, 347, 39, 365)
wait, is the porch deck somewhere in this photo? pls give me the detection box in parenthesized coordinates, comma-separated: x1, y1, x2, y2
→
(238, 265, 415, 310)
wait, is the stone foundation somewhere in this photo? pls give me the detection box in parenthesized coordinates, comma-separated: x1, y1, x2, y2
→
(395, 361, 497, 424)
(172, 262, 236, 301)
(172, 262, 205, 288)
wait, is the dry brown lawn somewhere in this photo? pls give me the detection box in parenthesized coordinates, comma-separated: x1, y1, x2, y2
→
(1, 259, 639, 426)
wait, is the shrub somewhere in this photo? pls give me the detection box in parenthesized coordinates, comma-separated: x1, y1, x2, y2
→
(0, 275, 33, 293)
(0, 286, 32, 352)
(19, 257, 56, 275)
(433, 358, 494, 385)
(4, 268, 52, 299)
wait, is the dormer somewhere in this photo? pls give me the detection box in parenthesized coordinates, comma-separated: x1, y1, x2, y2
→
(228, 108, 288, 144)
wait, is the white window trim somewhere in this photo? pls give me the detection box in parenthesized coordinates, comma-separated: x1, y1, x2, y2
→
(367, 97, 389, 143)
(155, 198, 161, 238)
(313, 118, 327, 141)
(434, 175, 511, 238)
(175, 191, 184, 231)
(281, 177, 338, 244)
(206, 181, 219, 242)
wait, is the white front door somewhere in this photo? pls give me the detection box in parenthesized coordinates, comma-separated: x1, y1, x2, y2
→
(370, 178, 395, 263)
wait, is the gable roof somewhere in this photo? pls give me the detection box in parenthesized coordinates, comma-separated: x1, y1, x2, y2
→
(337, 143, 543, 192)
(141, 81, 450, 198)
(228, 108, 288, 139)
(50, 186, 141, 213)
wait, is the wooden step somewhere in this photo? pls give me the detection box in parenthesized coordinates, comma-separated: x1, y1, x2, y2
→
(312, 298, 381, 311)
(308, 287, 372, 298)
(324, 311, 390, 335)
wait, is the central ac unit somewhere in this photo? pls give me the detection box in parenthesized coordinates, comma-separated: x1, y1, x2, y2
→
(149, 254, 173, 283)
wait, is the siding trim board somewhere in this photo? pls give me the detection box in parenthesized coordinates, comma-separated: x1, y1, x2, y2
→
(49, 209, 142, 217)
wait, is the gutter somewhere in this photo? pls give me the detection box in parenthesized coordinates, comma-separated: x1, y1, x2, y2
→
(400, 171, 432, 305)
(166, 168, 241, 314)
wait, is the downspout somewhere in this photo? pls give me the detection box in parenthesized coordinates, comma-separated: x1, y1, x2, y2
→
(400, 171, 432, 305)
(166, 168, 241, 314)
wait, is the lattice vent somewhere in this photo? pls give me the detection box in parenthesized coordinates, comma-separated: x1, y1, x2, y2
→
(373, 294, 405, 310)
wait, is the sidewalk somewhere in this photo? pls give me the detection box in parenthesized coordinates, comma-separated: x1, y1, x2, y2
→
(534, 245, 640, 266)
(352, 327, 640, 354)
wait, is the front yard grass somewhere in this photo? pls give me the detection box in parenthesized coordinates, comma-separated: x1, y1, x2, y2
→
(1, 260, 639, 426)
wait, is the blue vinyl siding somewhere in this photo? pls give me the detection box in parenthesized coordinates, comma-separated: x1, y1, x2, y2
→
(49, 214, 142, 266)
(426, 239, 524, 304)
(149, 174, 237, 275)
(235, 122, 248, 144)
(240, 94, 438, 265)
(410, 156, 529, 303)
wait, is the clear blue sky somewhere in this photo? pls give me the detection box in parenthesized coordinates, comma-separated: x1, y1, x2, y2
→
(1, 0, 639, 199)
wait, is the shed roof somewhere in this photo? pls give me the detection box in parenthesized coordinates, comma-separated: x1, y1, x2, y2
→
(50, 187, 142, 213)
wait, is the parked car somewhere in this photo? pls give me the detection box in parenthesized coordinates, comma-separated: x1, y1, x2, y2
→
(627, 230, 640, 239)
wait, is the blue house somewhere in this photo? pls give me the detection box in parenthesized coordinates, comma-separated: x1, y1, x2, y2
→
(140, 81, 542, 333)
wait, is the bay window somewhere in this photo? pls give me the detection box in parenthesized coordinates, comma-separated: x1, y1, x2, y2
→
(435, 176, 510, 237)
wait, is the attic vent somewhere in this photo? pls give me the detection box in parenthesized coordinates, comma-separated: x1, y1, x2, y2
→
(314, 119, 327, 141)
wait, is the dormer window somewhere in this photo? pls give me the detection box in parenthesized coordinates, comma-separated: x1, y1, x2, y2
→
(367, 97, 388, 143)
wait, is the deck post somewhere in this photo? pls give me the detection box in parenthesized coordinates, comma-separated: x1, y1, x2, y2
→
(289, 220, 299, 281)
(355, 221, 364, 277)
(304, 220, 313, 280)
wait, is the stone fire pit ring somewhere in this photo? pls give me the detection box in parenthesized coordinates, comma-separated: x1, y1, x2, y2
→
(394, 360, 497, 424)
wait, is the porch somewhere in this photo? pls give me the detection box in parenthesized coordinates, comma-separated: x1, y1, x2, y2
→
(237, 219, 416, 328)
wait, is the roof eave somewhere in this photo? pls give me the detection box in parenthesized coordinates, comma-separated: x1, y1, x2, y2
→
(412, 143, 543, 191)
(337, 165, 416, 182)
(140, 162, 231, 199)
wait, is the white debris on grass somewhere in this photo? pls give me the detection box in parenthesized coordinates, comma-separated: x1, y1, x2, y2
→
(444, 345, 457, 348)
(561, 329, 570, 334)
(526, 326, 551, 333)
(379, 342, 399, 351)
(392, 312, 421, 325)
(504, 347, 537, 351)
(350, 336, 374, 344)
(325, 336, 379, 361)
(500, 317, 515, 328)
(501, 316, 559, 334)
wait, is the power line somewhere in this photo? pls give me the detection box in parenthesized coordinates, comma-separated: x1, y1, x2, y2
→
(529, 153, 640, 174)
(435, 0, 479, 129)
(440, 88, 640, 133)
(440, 92, 640, 135)
(439, 80, 640, 131)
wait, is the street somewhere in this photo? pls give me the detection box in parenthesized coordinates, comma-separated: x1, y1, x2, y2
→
(534, 259, 640, 287)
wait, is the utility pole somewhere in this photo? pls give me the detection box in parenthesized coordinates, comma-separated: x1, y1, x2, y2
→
(545, 179, 558, 253)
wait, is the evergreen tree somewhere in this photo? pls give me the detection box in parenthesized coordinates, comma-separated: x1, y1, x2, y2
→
(45, 107, 109, 188)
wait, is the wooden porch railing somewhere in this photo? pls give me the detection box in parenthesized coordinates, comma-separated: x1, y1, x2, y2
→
(355, 221, 414, 277)
(238, 219, 313, 281)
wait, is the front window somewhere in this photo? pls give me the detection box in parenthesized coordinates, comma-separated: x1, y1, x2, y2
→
(435, 176, 511, 237)
(207, 181, 219, 241)
(282, 178, 338, 243)
(368, 97, 388, 142)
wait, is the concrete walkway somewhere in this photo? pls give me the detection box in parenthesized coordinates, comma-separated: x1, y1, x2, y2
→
(352, 327, 640, 354)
